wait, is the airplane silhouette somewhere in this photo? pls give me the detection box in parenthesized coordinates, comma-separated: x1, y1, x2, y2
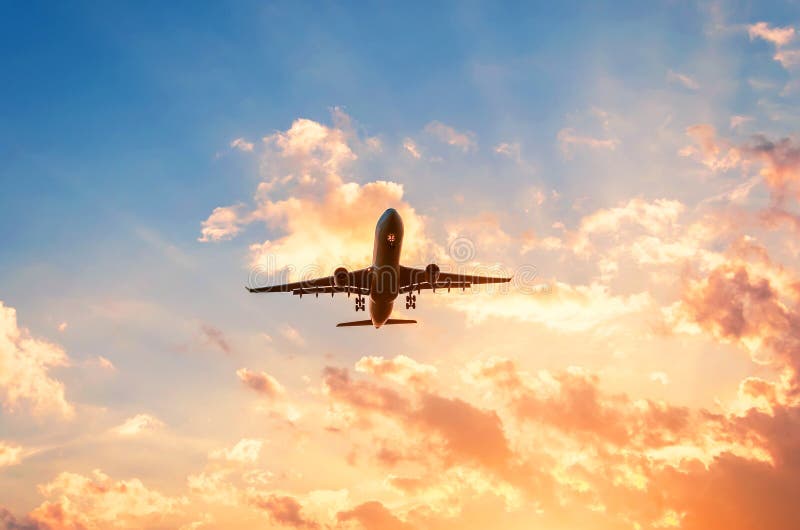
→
(247, 208, 511, 327)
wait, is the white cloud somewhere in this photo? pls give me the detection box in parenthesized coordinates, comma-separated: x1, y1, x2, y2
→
(230, 137, 255, 152)
(113, 413, 164, 436)
(198, 204, 247, 242)
(209, 438, 264, 464)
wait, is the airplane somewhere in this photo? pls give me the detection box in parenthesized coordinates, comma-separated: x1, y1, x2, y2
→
(246, 208, 512, 327)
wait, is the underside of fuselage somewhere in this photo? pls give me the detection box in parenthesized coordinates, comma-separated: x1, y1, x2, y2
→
(368, 208, 403, 328)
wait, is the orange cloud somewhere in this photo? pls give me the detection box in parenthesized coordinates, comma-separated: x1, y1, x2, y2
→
(199, 112, 436, 278)
(354, 355, 436, 390)
(237, 368, 286, 399)
(337, 501, 414, 530)
(209, 438, 264, 464)
(248, 494, 319, 529)
(29, 470, 186, 530)
(0, 301, 73, 419)
(0, 441, 23, 467)
(112, 413, 164, 436)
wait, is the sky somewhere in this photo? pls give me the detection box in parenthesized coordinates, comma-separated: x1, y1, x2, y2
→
(2, 1, 800, 529)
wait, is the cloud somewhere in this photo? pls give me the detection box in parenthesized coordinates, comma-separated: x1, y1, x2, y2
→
(209, 438, 264, 464)
(198, 204, 247, 242)
(444, 282, 652, 332)
(112, 413, 164, 436)
(56, 322, 67, 333)
(237, 368, 285, 399)
(774, 49, 800, 68)
(186, 470, 240, 506)
(337, 501, 415, 530)
(424, 121, 476, 152)
(0, 508, 45, 530)
(0, 442, 23, 467)
(493, 142, 521, 161)
(748, 22, 795, 47)
(402, 138, 421, 159)
(280, 325, 305, 347)
(29, 470, 186, 529)
(650, 372, 671, 385)
(355, 355, 436, 389)
(0, 301, 73, 418)
(747, 22, 800, 70)
(681, 125, 800, 228)
(557, 128, 618, 155)
(200, 323, 232, 355)
(667, 69, 700, 90)
(322, 366, 514, 478)
(96, 356, 115, 371)
(668, 257, 800, 391)
(729, 115, 752, 129)
(200, 112, 438, 278)
(249, 494, 319, 529)
(230, 137, 254, 152)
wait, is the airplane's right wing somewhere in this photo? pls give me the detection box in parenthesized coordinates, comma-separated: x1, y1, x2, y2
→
(398, 266, 511, 293)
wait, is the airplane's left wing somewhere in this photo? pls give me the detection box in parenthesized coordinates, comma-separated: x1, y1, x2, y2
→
(247, 268, 371, 295)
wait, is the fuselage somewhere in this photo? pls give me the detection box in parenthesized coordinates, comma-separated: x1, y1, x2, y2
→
(369, 208, 403, 327)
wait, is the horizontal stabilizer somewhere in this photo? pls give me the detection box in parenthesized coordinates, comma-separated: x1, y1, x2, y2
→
(336, 320, 373, 327)
(336, 318, 418, 327)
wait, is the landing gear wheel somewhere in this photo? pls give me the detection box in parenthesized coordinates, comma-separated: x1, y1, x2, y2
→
(354, 296, 366, 312)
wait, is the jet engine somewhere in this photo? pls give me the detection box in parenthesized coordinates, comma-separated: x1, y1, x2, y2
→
(333, 267, 349, 287)
(425, 263, 440, 285)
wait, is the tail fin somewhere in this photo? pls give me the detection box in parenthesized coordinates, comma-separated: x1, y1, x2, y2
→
(336, 319, 417, 327)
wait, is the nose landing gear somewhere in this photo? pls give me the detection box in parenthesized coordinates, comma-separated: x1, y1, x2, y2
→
(405, 293, 417, 310)
(354, 296, 366, 312)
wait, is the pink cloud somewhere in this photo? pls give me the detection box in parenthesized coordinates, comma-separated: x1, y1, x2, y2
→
(237, 368, 286, 399)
